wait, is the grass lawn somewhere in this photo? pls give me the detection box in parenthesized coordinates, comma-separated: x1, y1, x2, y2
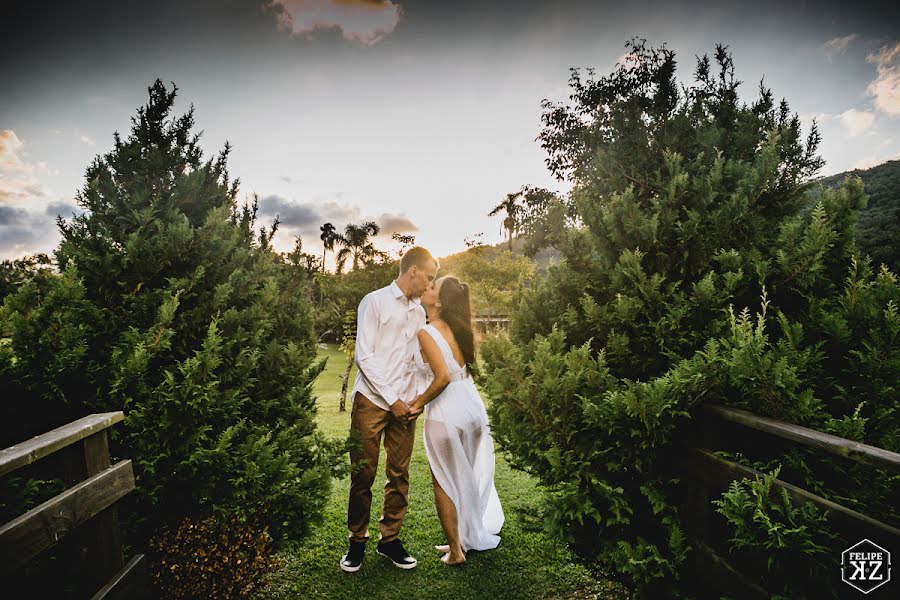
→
(255, 344, 627, 600)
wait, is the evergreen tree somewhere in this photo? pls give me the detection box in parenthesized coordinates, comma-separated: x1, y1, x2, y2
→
(483, 41, 899, 596)
(0, 80, 338, 545)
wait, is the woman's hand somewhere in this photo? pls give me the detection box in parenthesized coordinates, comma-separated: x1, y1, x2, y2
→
(410, 395, 424, 413)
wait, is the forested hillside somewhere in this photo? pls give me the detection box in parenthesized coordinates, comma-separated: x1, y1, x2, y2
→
(818, 159, 900, 271)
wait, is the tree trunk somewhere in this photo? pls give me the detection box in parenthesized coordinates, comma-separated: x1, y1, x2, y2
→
(339, 352, 354, 412)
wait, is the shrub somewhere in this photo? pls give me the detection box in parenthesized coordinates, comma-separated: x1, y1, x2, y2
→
(0, 80, 339, 547)
(483, 39, 899, 596)
(714, 468, 838, 599)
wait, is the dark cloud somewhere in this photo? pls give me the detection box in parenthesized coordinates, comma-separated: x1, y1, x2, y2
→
(4, 0, 898, 101)
(258, 194, 319, 226)
(257, 194, 360, 234)
(45, 201, 83, 218)
(256, 195, 418, 238)
(375, 212, 417, 234)
(282, 0, 402, 45)
(0, 205, 29, 226)
(0, 206, 58, 258)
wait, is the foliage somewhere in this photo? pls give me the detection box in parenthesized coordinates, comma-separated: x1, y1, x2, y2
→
(150, 515, 278, 600)
(319, 222, 338, 272)
(313, 260, 396, 343)
(482, 39, 899, 596)
(337, 309, 356, 411)
(0, 80, 339, 546)
(282, 235, 322, 275)
(0, 253, 53, 305)
(489, 186, 574, 258)
(442, 245, 534, 316)
(818, 159, 900, 273)
(714, 468, 838, 599)
(334, 221, 387, 273)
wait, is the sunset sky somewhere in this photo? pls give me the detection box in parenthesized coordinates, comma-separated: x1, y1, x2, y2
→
(2, 0, 899, 262)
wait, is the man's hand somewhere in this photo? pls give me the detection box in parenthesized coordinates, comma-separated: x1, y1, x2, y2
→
(390, 399, 411, 422)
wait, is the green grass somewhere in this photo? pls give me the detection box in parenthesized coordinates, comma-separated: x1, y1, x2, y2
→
(255, 344, 627, 600)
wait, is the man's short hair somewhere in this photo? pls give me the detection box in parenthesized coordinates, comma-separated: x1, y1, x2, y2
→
(400, 246, 439, 274)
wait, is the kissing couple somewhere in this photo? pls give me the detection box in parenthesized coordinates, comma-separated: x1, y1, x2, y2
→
(340, 246, 504, 572)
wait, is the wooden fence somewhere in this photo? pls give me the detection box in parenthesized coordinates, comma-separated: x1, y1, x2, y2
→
(679, 404, 900, 598)
(475, 314, 510, 334)
(0, 412, 146, 599)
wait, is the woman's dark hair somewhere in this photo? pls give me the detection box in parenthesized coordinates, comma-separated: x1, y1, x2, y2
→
(438, 276, 478, 377)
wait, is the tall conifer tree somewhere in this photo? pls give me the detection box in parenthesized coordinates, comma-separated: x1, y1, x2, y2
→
(1, 80, 336, 544)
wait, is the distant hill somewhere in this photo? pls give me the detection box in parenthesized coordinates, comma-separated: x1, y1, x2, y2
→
(439, 237, 561, 276)
(817, 160, 900, 272)
(445, 160, 899, 276)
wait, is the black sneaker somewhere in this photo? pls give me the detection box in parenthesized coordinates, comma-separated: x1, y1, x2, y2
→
(376, 539, 417, 569)
(340, 540, 366, 572)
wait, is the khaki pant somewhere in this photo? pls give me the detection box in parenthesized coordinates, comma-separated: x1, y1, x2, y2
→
(347, 392, 416, 543)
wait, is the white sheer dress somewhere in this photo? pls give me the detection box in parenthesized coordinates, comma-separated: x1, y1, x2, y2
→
(414, 324, 504, 552)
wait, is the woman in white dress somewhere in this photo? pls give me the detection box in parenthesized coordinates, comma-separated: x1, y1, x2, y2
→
(409, 276, 504, 566)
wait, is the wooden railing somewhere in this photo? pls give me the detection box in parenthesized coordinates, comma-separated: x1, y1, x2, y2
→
(0, 412, 146, 599)
(474, 314, 510, 333)
(679, 404, 900, 598)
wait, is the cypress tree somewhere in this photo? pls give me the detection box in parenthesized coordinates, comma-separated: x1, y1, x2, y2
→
(1, 80, 336, 544)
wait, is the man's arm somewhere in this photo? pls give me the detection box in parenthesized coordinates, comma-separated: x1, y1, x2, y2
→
(354, 294, 401, 406)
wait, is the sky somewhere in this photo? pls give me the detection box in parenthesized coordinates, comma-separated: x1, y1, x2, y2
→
(2, 0, 899, 263)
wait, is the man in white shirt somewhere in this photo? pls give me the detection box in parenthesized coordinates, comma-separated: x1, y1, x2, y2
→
(341, 247, 439, 573)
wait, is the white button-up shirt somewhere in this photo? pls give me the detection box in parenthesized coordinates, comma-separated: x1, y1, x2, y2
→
(351, 280, 426, 411)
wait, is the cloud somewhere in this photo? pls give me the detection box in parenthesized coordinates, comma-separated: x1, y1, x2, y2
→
(375, 212, 417, 235)
(282, 0, 402, 45)
(257, 194, 361, 233)
(0, 130, 26, 171)
(79, 135, 96, 146)
(0, 204, 59, 258)
(257, 195, 418, 240)
(0, 204, 29, 226)
(45, 201, 83, 218)
(279, 175, 293, 183)
(853, 150, 900, 170)
(0, 130, 49, 204)
(823, 33, 858, 62)
(867, 41, 900, 116)
(0, 130, 65, 258)
(838, 108, 876, 136)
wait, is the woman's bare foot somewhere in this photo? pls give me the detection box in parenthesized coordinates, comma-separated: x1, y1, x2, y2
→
(434, 544, 450, 553)
(441, 550, 466, 566)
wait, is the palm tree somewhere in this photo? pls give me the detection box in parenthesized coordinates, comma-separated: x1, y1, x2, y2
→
(320, 222, 337, 272)
(335, 221, 381, 273)
(489, 191, 523, 252)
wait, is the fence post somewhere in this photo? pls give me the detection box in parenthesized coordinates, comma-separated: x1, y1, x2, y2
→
(61, 430, 125, 595)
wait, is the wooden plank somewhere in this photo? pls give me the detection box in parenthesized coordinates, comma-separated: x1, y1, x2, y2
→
(63, 432, 125, 595)
(0, 460, 134, 575)
(684, 448, 900, 544)
(683, 541, 771, 599)
(91, 554, 148, 600)
(701, 404, 900, 473)
(0, 412, 124, 477)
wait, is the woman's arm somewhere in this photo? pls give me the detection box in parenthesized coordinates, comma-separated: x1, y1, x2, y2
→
(410, 329, 450, 411)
